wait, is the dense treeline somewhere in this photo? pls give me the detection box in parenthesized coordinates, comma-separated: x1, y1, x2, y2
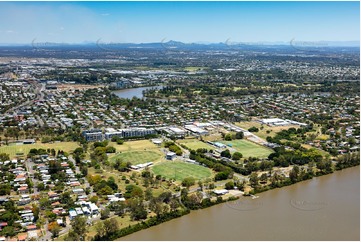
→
(93, 195, 239, 240)
(93, 209, 190, 240)
(145, 80, 360, 99)
(335, 152, 360, 170)
(164, 141, 182, 155)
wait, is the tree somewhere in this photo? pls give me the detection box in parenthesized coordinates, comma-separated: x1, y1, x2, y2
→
(180, 188, 189, 200)
(114, 159, 131, 172)
(0, 184, 11, 195)
(124, 185, 143, 199)
(36, 182, 46, 191)
(87, 174, 102, 186)
(81, 166, 88, 176)
(317, 159, 333, 174)
(97, 185, 113, 196)
(224, 134, 232, 141)
(185, 192, 203, 208)
(249, 172, 259, 188)
(107, 177, 118, 191)
(106, 146, 116, 153)
(60, 192, 74, 207)
(260, 173, 268, 184)
(100, 208, 110, 220)
(111, 201, 127, 216)
(39, 197, 51, 209)
(0, 153, 10, 161)
(198, 180, 203, 191)
(69, 216, 88, 240)
(0, 226, 16, 237)
(131, 205, 147, 221)
(90, 196, 99, 204)
(220, 149, 231, 158)
(208, 183, 215, 189)
(149, 199, 165, 217)
(104, 218, 119, 236)
(158, 191, 172, 203)
(235, 131, 244, 139)
(95, 221, 106, 238)
(74, 147, 84, 155)
(232, 152, 243, 160)
(169, 199, 179, 211)
(260, 160, 274, 171)
(248, 127, 259, 132)
(145, 188, 153, 201)
(65, 230, 80, 241)
(289, 165, 300, 183)
(225, 181, 235, 190)
(31, 204, 40, 222)
(127, 198, 147, 221)
(49, 222, 61, 239)
(215, 171, 231, 181)
(182, 177, 195, 188)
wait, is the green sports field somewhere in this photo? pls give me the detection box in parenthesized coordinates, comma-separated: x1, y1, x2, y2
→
(111, 140, 160, 152)
(151, 161, 212, 181)
(219, 139, 273, 158)
(110, 150, 161, 165)
(0, 142, 79, 158)
(177, 139, 214, 150)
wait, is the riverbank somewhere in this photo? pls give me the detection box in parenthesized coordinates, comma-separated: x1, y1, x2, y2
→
(112, 165, 359, 241)
(93, 196, 238, 240)
(119, 165, 360, 241)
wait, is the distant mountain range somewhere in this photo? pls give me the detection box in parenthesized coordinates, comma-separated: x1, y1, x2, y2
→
(0, 40, 359, 48)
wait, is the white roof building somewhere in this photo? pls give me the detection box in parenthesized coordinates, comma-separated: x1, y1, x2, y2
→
(213, 189, 229, 195)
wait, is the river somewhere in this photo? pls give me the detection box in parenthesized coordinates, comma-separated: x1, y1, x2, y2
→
(112, 86, 163, 99)
(120, 166, 360, 241)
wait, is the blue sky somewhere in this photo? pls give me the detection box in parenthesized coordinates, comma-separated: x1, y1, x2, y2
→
(0, 1, 359, 44)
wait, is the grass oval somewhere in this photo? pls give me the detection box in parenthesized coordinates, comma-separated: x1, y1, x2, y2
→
(151, 161, 212, 181)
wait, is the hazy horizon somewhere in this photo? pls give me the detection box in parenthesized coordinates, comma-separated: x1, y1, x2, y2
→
(0, 40, 359, 47)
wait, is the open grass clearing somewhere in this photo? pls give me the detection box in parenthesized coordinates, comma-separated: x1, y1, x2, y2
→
(201, 133, 223, 142)
(219, 139, 273, 158)
(56, 214, 138, 241)
(0, 142, 79, 158)
(88, 167, 131, 192)
(108, 140, 163, 163)
(301, 144, 330, 157)
(110, 140, 160, 152)
(109, 150, 161, 165)
(151, 161, 212, 182)
(87, 215, 138, 240)
(87, 167, 172, 196)
(184, 66, 205, 72)
(235, 121, 300, 140)
(177, 139, 214, 151)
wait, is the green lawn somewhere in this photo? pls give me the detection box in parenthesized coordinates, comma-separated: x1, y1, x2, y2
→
(151, 161, 212, 181)
(184, 66, 205, 72)
(0, 142, 79, 158)
(110, 150, 161, 165)
(177, 139, 214, 150)
(219, 139, 273, 158)
(110, 140, 160, 152)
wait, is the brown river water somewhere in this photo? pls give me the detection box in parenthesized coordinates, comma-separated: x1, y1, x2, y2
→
(119, 166, 360, 241)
